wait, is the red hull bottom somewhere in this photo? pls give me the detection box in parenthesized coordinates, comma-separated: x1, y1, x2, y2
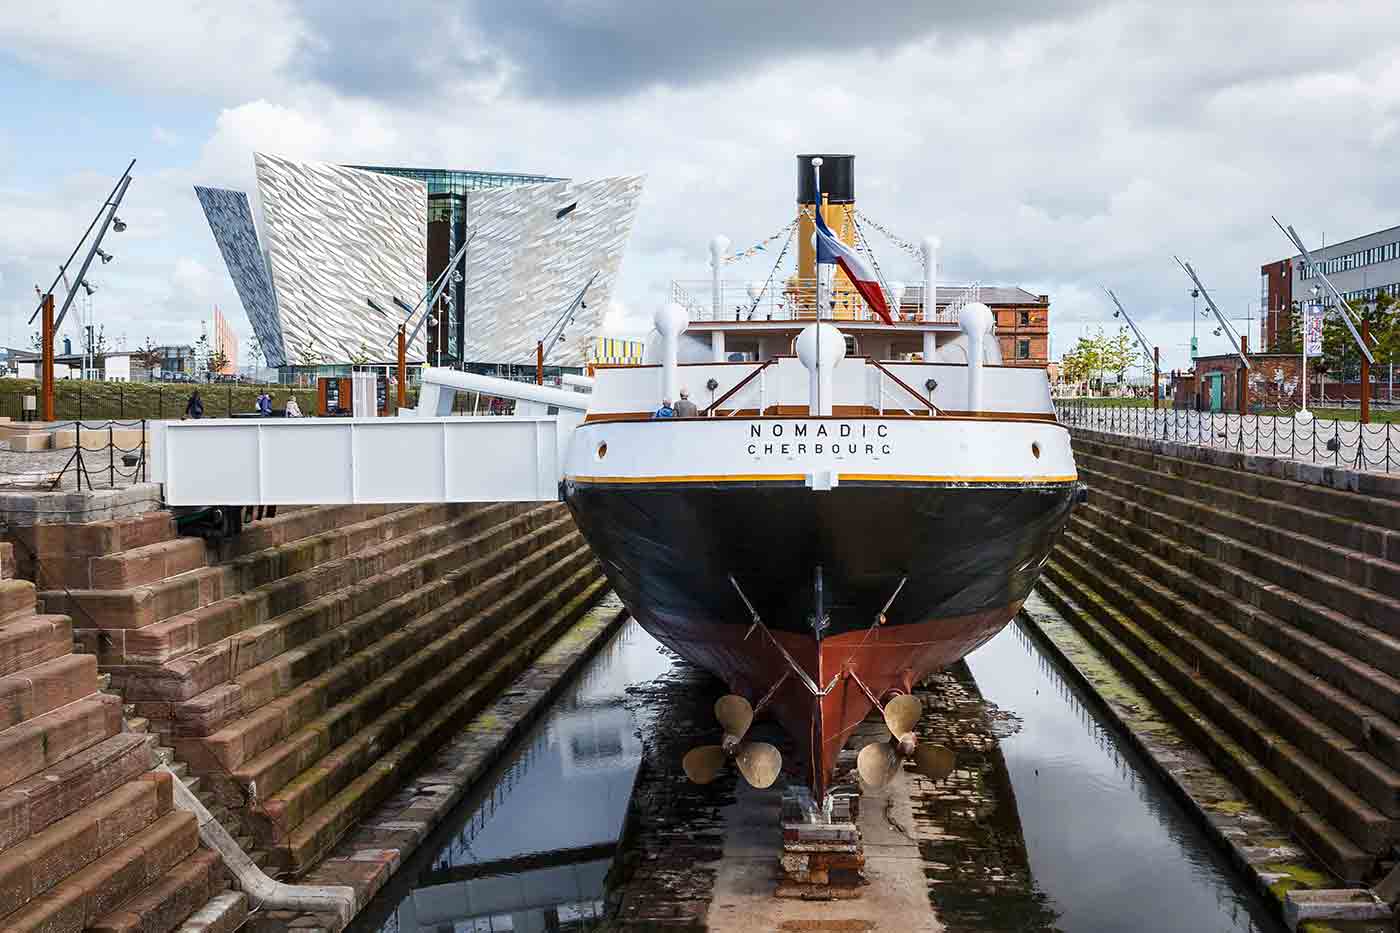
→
(631, 602, 1021, 799)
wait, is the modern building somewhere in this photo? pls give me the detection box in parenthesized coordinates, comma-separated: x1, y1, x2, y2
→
(351, 165, 561, 367)
(196, 155, 644, 377)
(1260, 223, 1400, 349)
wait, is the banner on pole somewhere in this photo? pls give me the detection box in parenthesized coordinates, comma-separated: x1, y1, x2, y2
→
(1304, 303, 1324, 357)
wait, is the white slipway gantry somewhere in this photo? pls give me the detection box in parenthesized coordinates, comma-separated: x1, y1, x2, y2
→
(152, 304, 1054, 508)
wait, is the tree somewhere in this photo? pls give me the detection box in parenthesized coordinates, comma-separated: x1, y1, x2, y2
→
(193, 330, 212, 381)
(245, 335, 265, 371)
(134, 338, 164, 372)
(83, 325, 110, 368)
(347, 342, 372, 366)
(208, 348, 231, 377)
(1104, 327, 1137, 384)
(1059, 333, 1105, 390)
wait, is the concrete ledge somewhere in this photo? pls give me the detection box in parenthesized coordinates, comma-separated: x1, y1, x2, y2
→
(291, 594, 628, 931)
(1070, 426, 1400, 501)
(0, 485, 162, 526)
(1017, 590, 1387, 931)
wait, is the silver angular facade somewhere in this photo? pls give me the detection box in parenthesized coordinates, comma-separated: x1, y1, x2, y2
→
(254, 153, 428, 364)
(194, 186, 287, 366)
(463, 175, 644, 366)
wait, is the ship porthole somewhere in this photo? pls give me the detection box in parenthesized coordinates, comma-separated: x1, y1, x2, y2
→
(596, 441, 608, 461)
(1031, 442, 1041, 459)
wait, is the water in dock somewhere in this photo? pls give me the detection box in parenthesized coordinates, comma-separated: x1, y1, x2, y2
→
(349, 618, 1285, 932)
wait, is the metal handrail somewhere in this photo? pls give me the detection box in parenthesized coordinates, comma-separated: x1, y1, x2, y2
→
(868, 359, 937, 416)
(704, 359, 777, 416)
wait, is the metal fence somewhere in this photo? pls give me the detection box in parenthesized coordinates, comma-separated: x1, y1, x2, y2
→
(0, 419, 148, 491)
(1054, 400, 1400, 474)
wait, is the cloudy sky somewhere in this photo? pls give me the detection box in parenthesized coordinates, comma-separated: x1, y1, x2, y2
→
(2, 0, 1397, 372)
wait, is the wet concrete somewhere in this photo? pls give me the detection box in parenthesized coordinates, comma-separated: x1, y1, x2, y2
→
(347, 611, 1300, 933)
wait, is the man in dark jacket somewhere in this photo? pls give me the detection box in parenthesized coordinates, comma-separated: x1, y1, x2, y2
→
(184, 391, 204, 419)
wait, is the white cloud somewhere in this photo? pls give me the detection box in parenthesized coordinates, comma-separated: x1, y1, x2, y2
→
(5, 1, 1400, 372)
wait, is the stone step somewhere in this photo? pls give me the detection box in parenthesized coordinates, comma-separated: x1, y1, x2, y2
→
(1074, 440, 1400, 568)
(1078, 451, 1400, 601)
(1075, 493, 1400, 739)
(225, 505, 555, 719)
(258, 550, 599, 843)
(124, 717, 149, 735)
(173, 891, 247, 933)
(1046, 554, 1396, 859)
(88, 846, 222, 933)
(153, 503, 549, 732)
(275, 569, 609, 872)
(1058, 526, 1400, 820)
(88, 537, 209, 590)
(0, 808, 198, 932)
(1080, 468, 1400, 681)
(1036, 571, 1373, 881)
(0, 771, 172, 919)
(0, 653, 97, 732)
(1079, 460, 1400, 641)
(0, 732, 156, 851)
(12, 511, 178, 585)
(0, 580, 39, 623)
(91, 504, 489, 669)
(1070, 431, 1400, 533)
(0, 692, 122, 794)
(0, 613, 71, 679)
(224, 535, 594, 804)
(61, 504, 466, 656)
(210, 504, 403, 562)
(111, 503, 533, 709)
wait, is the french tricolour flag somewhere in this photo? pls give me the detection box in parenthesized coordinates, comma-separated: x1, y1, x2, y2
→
(812, 172, 893, 325)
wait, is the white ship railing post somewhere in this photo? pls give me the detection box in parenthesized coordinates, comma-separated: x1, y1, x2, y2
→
(709, 235, 729, 322)
(922, 236, 940, 360)
(960, 301, 994, 413)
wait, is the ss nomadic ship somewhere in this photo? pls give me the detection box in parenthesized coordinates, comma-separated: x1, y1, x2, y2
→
(559, 154, 1081, 801)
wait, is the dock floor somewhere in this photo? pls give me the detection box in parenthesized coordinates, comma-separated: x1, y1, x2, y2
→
(707, 721, 942, 932)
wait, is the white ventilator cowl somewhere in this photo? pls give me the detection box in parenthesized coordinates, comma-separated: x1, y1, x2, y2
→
(959, 302, 995, 412)
(795, 322, 847, 416)
(655, 302, 689, 403)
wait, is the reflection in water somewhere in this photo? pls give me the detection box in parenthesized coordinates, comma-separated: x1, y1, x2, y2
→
(356, 621, 671, 933)
(966, 620, 1284, 933)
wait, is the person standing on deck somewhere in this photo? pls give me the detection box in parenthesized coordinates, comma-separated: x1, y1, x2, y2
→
(653, 398, 675, 418)
(673, 388, 699, 417)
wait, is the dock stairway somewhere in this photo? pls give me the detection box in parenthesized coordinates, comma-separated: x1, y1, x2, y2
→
(0, 536, 247, 933)
(1040, 428, 1400, 882)
(27, 500, 608, 878)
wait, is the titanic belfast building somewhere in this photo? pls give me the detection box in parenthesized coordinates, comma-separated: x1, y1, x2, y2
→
(195, 154, 644, 376)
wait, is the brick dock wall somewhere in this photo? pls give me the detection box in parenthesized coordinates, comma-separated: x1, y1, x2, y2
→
(1037, 426, 1400, 885)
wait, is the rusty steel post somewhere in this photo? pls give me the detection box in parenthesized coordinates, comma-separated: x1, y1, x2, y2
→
(1153, 346, 1160, 411)
(396, 326, 407, 409)
(1238, 335, 1250, 415)
(1362, 320, 1372, 424)
(40, 294, 55, 422)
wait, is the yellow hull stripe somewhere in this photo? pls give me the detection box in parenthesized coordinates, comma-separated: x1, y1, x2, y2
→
(572, 473, 1079, 485)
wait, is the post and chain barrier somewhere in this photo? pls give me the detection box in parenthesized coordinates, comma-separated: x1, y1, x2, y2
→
(1054, 400, 1399, 474)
